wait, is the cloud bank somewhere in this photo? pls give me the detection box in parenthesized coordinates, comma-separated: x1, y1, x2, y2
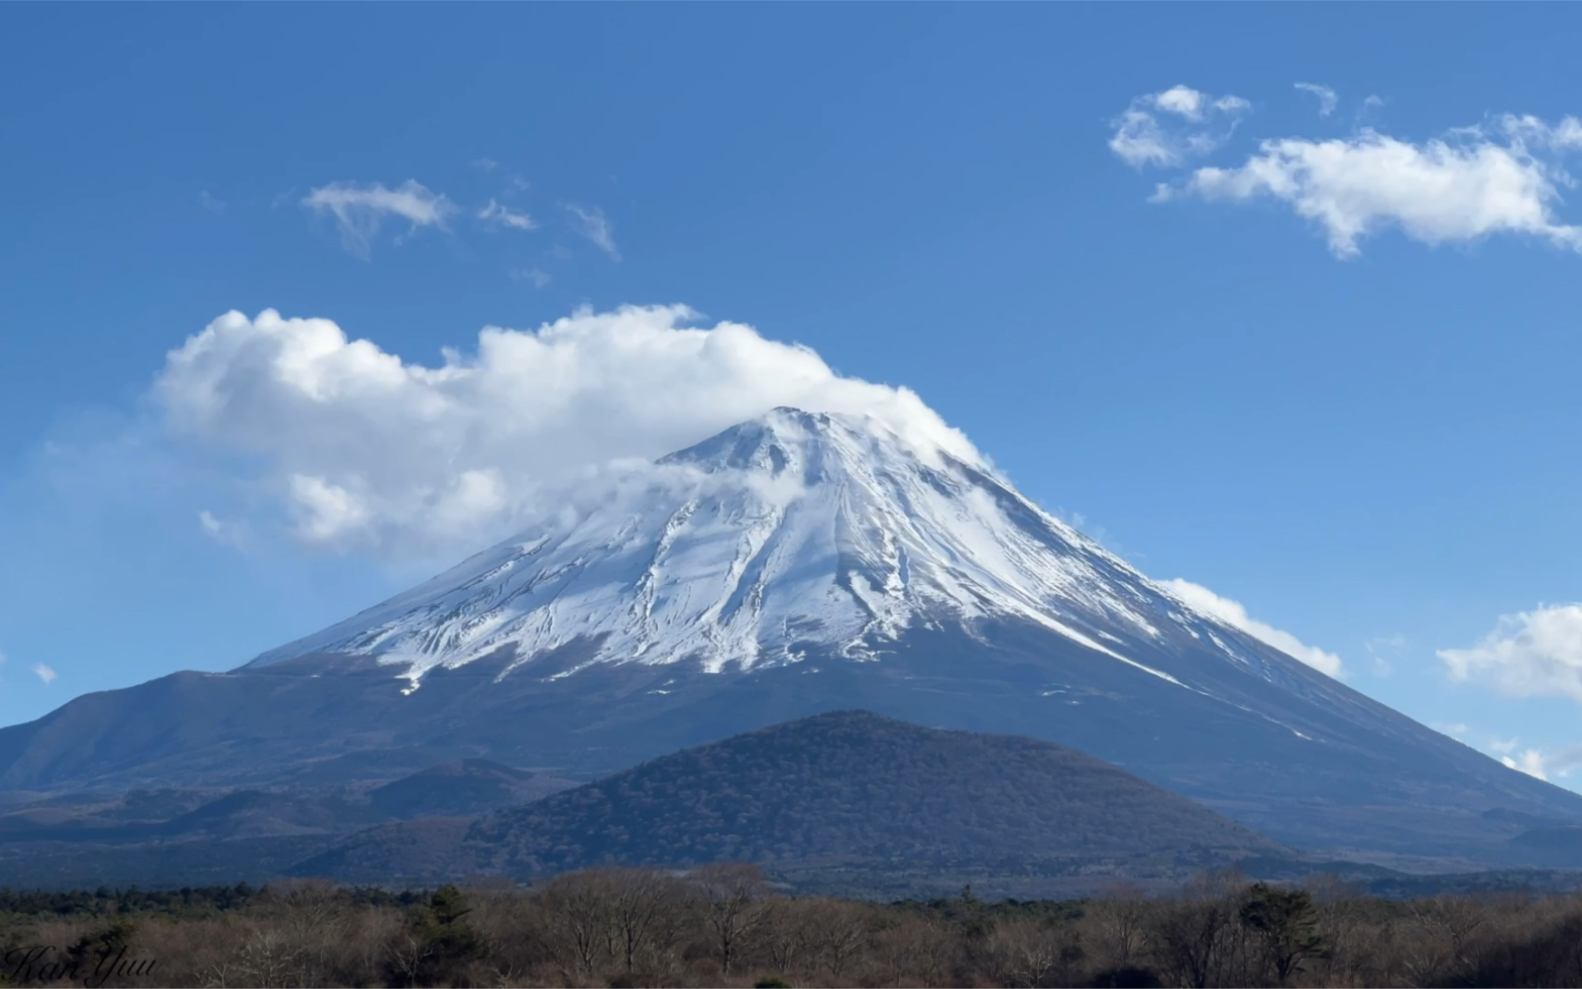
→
(155, 305, 976, 555)
(1161, 578, 1345, 678)
(1439, 603, 1582, 701)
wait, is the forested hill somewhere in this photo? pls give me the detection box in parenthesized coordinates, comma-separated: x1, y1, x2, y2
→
(306, 711, 1286, 882)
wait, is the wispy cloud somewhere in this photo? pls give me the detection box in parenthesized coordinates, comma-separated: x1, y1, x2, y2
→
(1492, 742, 1582, 781)
(1294, 82, 1338, 117)
(1504, 748, 1549, 780)
(470, 157, 499, 173)
(478, 199, 537, 231)
(566, 204, 620, 260)
(1161, 578, 1345, 678)
(301, 180, 457, 259)
(1152, 110, 1582, 258)
(1109, 85, 1252, 168)
(31, 663, 56, 685)
(1440, 603, 1582, 701)
(1551, 744, 1582, 777)
(198, 190, 226, 214)
(1365, 633, 1408, 677)
(198, 509, 249, 549)
(1437, 723, 1559, 780)
(509, 267, 552, 288)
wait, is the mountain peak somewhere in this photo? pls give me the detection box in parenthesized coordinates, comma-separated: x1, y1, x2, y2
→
(657, 406, 967, 482)
(658, 407, 840, 477)
(247, 405, 1175, 681)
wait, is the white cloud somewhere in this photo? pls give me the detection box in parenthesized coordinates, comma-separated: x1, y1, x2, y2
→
(198, 509, 249, 549)
(288, 475, 374, 543)
(1438, 723, 1582, 781)
(198, 191, 226, 214)
(1109, 85, 1251, 168)
(478, 199, 536, 231)
(1550, 744, 1582, 777)
(1503, 749, 1548, 781)
(301, 180, 457, 259)
(1161, 578, 1345, 678)
(1439, 603, 1582, 701)
(31, 664, 56, 685)
(154, 304, 976, 555)
(471, 157, 499, 173)
(1163, 114, 1582, 257)
(1365, 632, 1407, 677)
(509, 267, 552, 288)
(1294, 83, 1338, 118)
(566, 204, 620, 259)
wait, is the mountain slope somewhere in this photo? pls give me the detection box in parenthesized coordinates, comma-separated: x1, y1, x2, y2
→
(0, 408, 1578, 864)
(368, 759, 571, 818)
(299, 711, 1285, 883)
(245, 407, 1185, 685)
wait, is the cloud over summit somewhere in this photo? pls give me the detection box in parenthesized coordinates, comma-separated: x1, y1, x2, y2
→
(155, 305, 976, 555)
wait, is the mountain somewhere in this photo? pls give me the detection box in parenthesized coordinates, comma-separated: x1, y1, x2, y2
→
(367, 759, 570, 818)
(297, 711, 1286, 885)
(0, 760, 579, 888)
(1, 407, 1579, 864)
(0, 761, 575, 845)
(1508, 825, 1582, 868)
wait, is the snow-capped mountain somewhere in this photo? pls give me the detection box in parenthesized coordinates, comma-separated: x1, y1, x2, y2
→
(4, 408, 1580, 864)
(249, 408, 1289, 699)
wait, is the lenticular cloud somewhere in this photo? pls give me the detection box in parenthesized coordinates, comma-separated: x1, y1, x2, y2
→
(155, 304, 977, 555)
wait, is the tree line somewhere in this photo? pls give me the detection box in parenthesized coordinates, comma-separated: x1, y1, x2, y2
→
(2, 866, 1582, 987)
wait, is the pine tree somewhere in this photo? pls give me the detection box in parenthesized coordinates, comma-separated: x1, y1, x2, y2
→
(1239, 883, 1329, 986)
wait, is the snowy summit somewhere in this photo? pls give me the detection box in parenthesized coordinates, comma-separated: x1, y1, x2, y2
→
(248, 408, 1249, 691)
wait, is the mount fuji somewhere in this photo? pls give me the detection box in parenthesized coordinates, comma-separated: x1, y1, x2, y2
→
(2, 408, 1578, 863)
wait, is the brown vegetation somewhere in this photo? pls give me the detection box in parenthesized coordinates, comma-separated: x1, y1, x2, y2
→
(5, 868, 1582, 987)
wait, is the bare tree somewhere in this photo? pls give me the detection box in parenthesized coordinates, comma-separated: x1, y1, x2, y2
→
(537, 870, 619, 978)
(760, 897, 811, 974)
(607, 868, 686, 974)
(986, 917, 1064, 988)
(1403, 894, 1495, 987)
(1089, 881, 1150, 971)
(690, 862, 774, 976)
(1146, 871, 1248, 989)
(800, 897, 872, 982)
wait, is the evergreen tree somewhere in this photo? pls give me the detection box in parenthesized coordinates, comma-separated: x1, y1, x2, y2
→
(1239, 882, 1329, 986)
(392, 884, 485, 987)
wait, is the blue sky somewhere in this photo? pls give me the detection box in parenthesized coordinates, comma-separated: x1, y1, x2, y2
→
(3, 5, 1582, 788)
